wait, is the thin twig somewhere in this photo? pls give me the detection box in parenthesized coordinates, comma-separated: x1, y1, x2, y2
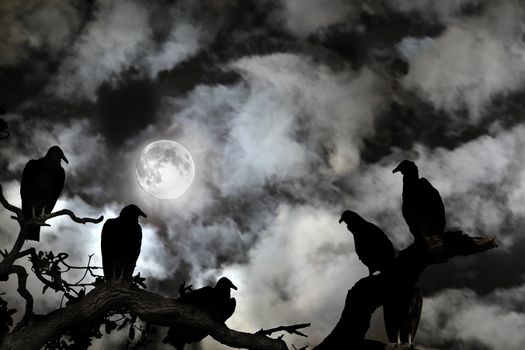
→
(256, 323, 311, 337)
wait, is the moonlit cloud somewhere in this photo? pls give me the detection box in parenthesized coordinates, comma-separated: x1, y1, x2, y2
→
(2, 1, 525, 349)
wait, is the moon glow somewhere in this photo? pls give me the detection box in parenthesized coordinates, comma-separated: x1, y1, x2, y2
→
(136, 140, 195, 199)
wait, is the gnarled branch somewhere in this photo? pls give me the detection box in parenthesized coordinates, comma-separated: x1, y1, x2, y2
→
(1, 282, 291, 350)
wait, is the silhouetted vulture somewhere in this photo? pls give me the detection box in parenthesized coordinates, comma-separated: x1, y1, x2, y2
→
(393, 160, 446, 247)
(20, 146, 68, 241)
(163, 277, 237, 350)
(339, 210, 395, 276)
(101, 204, 146, 281)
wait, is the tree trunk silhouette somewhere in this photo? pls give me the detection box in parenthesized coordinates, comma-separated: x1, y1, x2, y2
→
(313, 232, 496, 349)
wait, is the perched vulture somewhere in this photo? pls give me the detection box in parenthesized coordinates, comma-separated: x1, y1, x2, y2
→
(101, 204, 146, 281)
(393, 160, 446, 247)
(163, 277, 237, 350)
(20, 145, 68, 241)
(339, 210, 395, 276)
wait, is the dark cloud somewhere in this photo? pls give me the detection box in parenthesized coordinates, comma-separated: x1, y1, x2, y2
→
(96, 73, 159, 147)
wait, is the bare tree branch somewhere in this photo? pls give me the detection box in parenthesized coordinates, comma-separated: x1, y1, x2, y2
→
(0, 182, 103, 227)
(0, 181, 103, 281)
(257, 324, 311, 338)
(35, 209, 104, 225)
(2, 282, 292, 350)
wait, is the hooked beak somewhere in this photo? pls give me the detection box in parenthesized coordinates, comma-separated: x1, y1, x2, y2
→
(139, 210, 147, 218)
(392, 165, 400, 174)
(338, 217, 344, 224)
(229, 281, 238, 290)
(62, 155, 69, 164)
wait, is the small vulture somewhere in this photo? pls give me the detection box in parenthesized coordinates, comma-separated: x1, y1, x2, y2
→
(392, 160, 446, 246)
(101, 204, 147, 281)
(20, 145, 68, 241)
(163, 277, 237, 350)
(339, 210, 395, 276)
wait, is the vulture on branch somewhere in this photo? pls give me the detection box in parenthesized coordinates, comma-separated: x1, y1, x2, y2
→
(20, 145, 68, 241)
(339, 210, 395, 276)
(101, 204, 146, 281)
(164, 277, 237, 349)
(393, 160, 446, 248)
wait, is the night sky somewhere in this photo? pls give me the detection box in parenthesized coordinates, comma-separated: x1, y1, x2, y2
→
(2, 1, 525, 349)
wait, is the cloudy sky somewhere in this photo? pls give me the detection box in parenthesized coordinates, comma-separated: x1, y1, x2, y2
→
(2, 0, 525, 349)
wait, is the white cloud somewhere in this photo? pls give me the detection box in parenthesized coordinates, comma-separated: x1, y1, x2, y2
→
(401, 2, 525, 120)
(275, 0, 356, 38)
(421, 288, 525, 350)
(205, 204, 363, 348)
(144, 22, 205, 78)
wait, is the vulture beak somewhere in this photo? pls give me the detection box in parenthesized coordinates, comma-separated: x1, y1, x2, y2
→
(392, 165, 400, 173)
(227, 279, 237, 290)
(139, 210, 147, 218)
(62, 155, 69, 164)
(338, 217, 344, 224)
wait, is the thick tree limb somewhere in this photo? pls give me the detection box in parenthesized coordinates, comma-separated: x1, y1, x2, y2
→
(1, 282, 291, 350)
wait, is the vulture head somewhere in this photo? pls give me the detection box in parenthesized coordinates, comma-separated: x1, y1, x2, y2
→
(392, 160, 418, 177)
(120, 204, 147, 220)
(215, 277, 237, 298)
(338, 210, 363, 227)
(47, 145, 69, 164)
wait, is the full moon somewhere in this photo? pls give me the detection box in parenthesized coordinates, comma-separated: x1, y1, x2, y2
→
(136, 140, 195, 199)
